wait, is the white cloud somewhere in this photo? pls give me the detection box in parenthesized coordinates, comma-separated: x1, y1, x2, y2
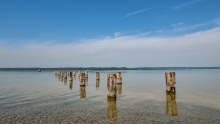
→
(121, 8, 151, 18)
(213, 18, 220, 26)
(172, 23, 207, 32)
(1, 27, 220, 67)
(114, 32, 121, 37)
(173, 0, 202, 10)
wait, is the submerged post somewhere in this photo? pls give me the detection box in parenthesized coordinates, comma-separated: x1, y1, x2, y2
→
(166, 93, 178, 116)
(96, 72, 100, 80)
(107, 74, 117, 98)
(165, 72, 176, 93)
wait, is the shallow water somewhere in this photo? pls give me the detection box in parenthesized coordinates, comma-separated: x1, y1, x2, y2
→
(0, 69, 220, 123)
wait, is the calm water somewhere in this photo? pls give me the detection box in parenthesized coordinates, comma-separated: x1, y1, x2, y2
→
(0, 69, 220, 123)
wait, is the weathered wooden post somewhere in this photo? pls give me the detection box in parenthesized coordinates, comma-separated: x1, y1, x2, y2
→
(64, 71, 67, 80)
(107, 97, 117, 122)
(107, 74, 117, 98)
(116, 84, 122, 94)
(69, 80, 73, 90)
(85, 77, 88, 85)
(69, 71, 73, 81)
(80, 85, 86, 98)
(96, 72, 100, 80)
(80, 72, 85, 86)
(96, 79, 100, 90)
(165, 72, 176, 93)
(73, 71, 76, 76)
(85, 70, 88, 78)
(166, 93, 178, 116)
(78, 71, 81, 77)
(116, 72, 122, 84)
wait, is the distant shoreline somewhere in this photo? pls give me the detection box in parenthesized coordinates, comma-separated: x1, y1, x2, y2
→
(1, 67, 220, 71)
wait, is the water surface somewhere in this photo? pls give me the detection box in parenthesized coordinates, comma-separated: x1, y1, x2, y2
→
(0, 69, 220, 123)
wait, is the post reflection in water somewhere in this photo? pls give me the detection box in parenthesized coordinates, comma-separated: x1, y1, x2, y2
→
(69, 80, 73, 90)
(80, 85, 86, 98)
(85, 77, 88, 86)
(96, 79, 100, 90)
(64, 78, 67, 85)
(61, 76, 63, 82)
(116, 84, 122, 94)
(107, 97, 117, 122)
(166, 93, 178, 116)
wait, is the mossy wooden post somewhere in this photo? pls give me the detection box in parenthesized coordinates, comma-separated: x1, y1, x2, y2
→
(96, 79, 100, 90)
(96, 72, 100, 80)
(69, 80, 73, 90)
(69, 71, 73, 81)
(116, 84, 122, 94)
(116, 72, 122, 84)
(107, 97, 117, 122)
(165, 72, 176, 93)
(166, 93, 178, 116)
(107, 74, 117, 98)
(80, 85, 86, 98)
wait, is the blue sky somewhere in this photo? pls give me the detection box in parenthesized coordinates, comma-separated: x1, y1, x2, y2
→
(0, 0, 220, 67)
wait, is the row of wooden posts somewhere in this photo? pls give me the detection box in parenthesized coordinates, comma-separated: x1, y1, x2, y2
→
(54, 71, 176, 96)
(54, 71, 177, 117)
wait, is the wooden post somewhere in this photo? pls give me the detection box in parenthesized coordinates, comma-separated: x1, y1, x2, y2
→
(165, 72, 176, 93)
(96, 72, 100, 80)
(69, 71, 73, 81)
(166, 93, 178, 116)
(80, 72, 85, 86)
(69, 80, 73, 90)
(107, 97, 117, 122)
(80, 85, 86, 98)
(85, 70, 88, 78)
(116, 84, 122, 94)
(116, 72, 122, 84)
(73, 71, 76, 76)
(78, 71, 81, 77)
(96, 79, 100, 90)
(107, 74, 117, 98)
(64, 71, 67, 79)
(85, 77, 88, 85)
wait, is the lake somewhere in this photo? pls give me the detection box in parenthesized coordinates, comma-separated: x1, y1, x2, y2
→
(0, 69, 220, 123)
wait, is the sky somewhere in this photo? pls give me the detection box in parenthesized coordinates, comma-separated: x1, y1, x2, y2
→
(0, 0, 220, 67)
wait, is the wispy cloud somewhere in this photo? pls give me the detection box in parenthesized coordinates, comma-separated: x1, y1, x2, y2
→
(173, 0, 202, 10)
(171, 22, 185, 27)
(1, 27, 220, 67)
(172, 23, 207, 32)
(121, 8, 151, 18)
